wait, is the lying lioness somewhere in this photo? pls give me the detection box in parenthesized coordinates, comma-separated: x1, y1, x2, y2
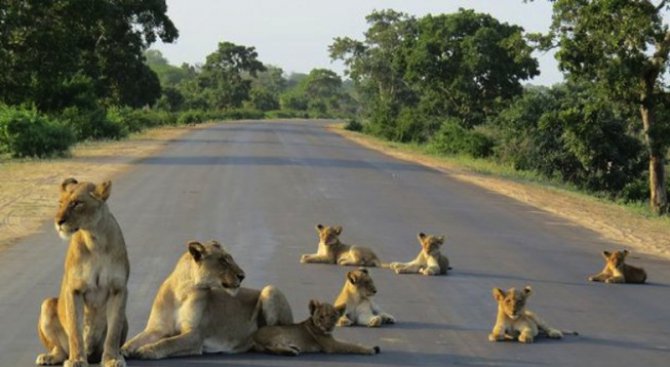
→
(588, 250, 647, 284)
(121, 240, 293, 359)
(300, 224, 383, 267)
(334, 268, 395, 327)
(252, 300, 380, 356)
(390, 232, 450, 275)
(489, 286, 575, 343)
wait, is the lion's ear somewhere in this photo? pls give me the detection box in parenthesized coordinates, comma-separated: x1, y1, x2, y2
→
(315, 224, 324, 232)
(188, 241, 206, 262)
(60, 178, 78, 192)
(208, 240, 222, 250)
(523, 286, 533, 297)
(92, 180, 112, 202)
(309, 299, 321, 315)
(347, 271, 358, 285)
(417, 232, 427, 242)
(334, 225, 343, 235)
(359, 267, 369, 275)
(622, 249, 629, 257)
(437, 235, 445, 244)
(602, 250, 611, 259)
(492, 288, 505, 301)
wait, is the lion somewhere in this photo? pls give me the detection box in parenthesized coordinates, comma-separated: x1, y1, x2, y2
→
(300, 224, 383, 267)
(588, 250, 647, 284)
(121, 240, 293, 360)
(333, 268, 395, 327)
(488, 286, 576, 343)
(389, 232, 450, 275)
(252, 299, 380, 356)
(36, 178, 129, 367)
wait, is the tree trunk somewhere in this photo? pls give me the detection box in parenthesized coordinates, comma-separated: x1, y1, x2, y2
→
(640, 99, 668, 215)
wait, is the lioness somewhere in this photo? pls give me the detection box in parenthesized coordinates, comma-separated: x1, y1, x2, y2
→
(252, 300, 380, 356)
(489, 286, 575, 343)
(334, 268, 395, 327)
(588, 250, 647, 284)
(121, 240, 293, 359)
(390, 232, 450, 275)
(37, 178, 129, 367)
(300, 224, 383, 267)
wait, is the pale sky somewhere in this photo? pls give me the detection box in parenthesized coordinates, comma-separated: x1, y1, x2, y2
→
(154, 0, 562, 85)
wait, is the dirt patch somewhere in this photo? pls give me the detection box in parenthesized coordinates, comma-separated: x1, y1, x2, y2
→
(0, 124, 208, 248)
(330, 125, 670, 260)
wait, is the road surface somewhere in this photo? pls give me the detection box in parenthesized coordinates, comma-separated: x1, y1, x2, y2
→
(1, 120, 669, 366)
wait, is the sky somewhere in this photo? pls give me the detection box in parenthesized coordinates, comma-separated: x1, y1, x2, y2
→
(153, 0, 562, 85)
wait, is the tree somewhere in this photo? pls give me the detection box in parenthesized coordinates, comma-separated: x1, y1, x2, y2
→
(0, 0, 178, 110)
(543, 0, 670, 214)
(198, 41, 266, 109)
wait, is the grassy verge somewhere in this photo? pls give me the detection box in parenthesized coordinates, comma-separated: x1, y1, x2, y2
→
(330, 123, 670, 259)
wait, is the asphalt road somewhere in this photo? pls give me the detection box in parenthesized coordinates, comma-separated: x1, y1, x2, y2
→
(1, 120, 669, 367)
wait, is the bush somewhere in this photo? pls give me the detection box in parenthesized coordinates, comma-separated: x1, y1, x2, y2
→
(265, 110, 309, 119)
(177, 110, 206, 125)
(345, 119, 363, 132)
(429, 119, 493, 158)
(0, 105, 74, 157)
(60, 106, 127, 140)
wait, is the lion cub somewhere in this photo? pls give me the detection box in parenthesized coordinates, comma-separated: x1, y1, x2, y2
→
(37, 178, 129, 367)
(588, 250, 647, 284)
(334, 268, 395, 327)
(390, 232, 449, 275)
(489, 286, 572, 344)
(300, 224, 383, 267)
(253, 300, 380, 356)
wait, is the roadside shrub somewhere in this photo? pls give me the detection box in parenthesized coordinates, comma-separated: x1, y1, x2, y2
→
(265, 110, 309, 119)
(177, 110, 205, 125)
(429, 119, 493, 158)
(217, 108, 265, 120)
(0, 105, 74, 157)
(60, 106, 127, 140)
(345, 119, 363, 132)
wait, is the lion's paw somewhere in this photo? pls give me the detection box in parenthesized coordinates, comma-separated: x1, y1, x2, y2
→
(381, 313, 396, 324)
(63, 359, 89, 367)
(101, 355, 126, 367)
(337, 316, 353, 327)
(135, 346, 160, 360)
(547, 329, 563, 339)
(368, 316, 383, 327)
(36, 353, 64, 365)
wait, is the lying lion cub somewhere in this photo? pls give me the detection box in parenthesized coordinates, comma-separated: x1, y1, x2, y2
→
(300, 224, 383, 267)
(253, 300, 380, 356)
(588, 250, 647, 284)
(334, 268, 395, 327)
(121, 240, 293, 359)
(390, 232, 450, 275)
(37, 178, 129, 367)
(489, 286, 575, 343)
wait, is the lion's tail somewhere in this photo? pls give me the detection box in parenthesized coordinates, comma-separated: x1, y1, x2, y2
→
(562, 330, 579, 336)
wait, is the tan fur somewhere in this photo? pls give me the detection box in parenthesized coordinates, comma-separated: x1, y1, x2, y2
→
(390, 232, 449, 275)
(36, 178, 129, 367)
(300, 224, 383, 267)
(121, 241, 293, 360)
(333, 268, 395, 327)
(252, 300, 380, 356)
(488, 286, 570, 344)
(588, 250, 647, 284)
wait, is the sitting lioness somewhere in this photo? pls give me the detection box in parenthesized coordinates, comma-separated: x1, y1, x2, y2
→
(121, 240, 293, 359)
(390, 232, 450, 275)
(334, 268, 395, 327)
(489, 286, 575, 343)
(588, 250, 647, 284)
(37, 178, 129, 367)
(252, 300, 380, 356)
(300, 224, 383, 267)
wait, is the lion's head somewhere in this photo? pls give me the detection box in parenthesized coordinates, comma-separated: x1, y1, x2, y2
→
(492, 286, 531, 320)
(418, 232, 444, 257)
(188, 240, 245, 295)
(346, 268, 377, 298)
(308, 299, 343, 335)
(316, 224, 342, 246)
(603, 250, 629, 271)
(55, 178, 112, 239)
